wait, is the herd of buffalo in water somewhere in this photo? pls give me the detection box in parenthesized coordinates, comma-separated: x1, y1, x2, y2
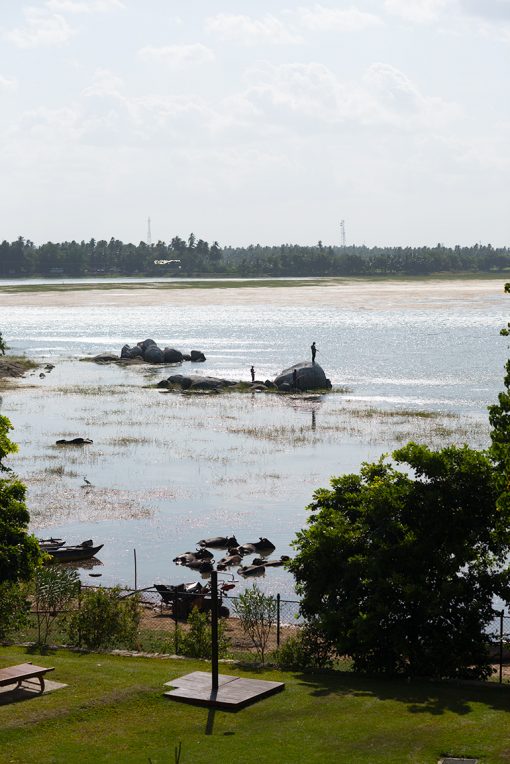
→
(173, 535, 290, 577)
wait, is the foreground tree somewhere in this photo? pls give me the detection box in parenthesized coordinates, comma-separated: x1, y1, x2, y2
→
(0, 416, 40, 639)
(0, 415, 40, 584)
(289, 442, 510, 678)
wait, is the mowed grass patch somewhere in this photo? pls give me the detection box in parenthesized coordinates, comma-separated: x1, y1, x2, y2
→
(1, 647, 510, 763)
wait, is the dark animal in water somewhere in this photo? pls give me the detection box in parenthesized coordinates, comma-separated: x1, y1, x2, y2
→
(239, 537, 276, 556)
(252, 555, 290, 567)
(237, 564, 265, 577)
(197, 535, 239, 549)
(56, 437, 93, 445)
(187, 559, 214, 573)
(216, 553, 243, 571)
(173, 548, 213, 565)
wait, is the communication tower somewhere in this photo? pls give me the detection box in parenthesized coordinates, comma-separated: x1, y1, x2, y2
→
(147, 217, 152, 247)
(340, 219, 346, 248)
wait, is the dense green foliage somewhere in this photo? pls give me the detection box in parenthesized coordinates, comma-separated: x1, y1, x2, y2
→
(275, 619, 334, 671)
(68, 586, 140, 650)
(289, 442, 510, 678)
(0, 581, 29, 641)
(489, 283, 510, 496)
(1, 235, 509, 278)
(0, 416, 40, 586)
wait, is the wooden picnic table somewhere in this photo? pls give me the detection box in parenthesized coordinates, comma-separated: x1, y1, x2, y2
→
(0, 662, 55, 693)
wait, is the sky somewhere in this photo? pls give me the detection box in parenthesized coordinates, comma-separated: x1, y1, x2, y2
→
(0, 0, 509, 249)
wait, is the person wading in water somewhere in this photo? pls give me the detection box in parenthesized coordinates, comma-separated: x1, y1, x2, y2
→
(311, 342, 317, 364)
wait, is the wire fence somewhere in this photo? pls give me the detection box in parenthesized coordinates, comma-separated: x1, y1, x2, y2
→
(24, 587, 510, 679)
(24, 583, 302, 653)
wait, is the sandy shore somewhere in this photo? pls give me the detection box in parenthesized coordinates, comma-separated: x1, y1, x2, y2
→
(0, 278, 506, 310)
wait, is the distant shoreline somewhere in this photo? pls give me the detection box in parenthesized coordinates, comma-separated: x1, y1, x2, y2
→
(0, 271, 507, 295)
(0, 275, 506, 310)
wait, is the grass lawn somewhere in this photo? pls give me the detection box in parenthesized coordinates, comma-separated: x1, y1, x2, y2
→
(1, 646, 510, 763)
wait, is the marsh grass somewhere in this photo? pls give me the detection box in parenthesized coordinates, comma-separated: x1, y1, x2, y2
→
(43, 465, 79, 478)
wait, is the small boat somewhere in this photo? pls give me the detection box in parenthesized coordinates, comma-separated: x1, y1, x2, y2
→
(38, 537, 65, 550)
(44, 540, 104, 563)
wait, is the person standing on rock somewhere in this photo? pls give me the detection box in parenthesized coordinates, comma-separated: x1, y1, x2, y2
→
(311, 342, 317, 364)
(292, 368, 298, 390)
(250, 365, 255, 382)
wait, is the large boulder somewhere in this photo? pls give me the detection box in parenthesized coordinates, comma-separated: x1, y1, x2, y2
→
(190, 350, 206, 362)
(274, 361, 331, 391)
(164, 347, 184, 363)
(144, 344, 164, 363)
(138, 338, 157, 352)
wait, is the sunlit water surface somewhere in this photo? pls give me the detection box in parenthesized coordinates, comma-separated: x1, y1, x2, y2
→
(0, 278, 507, 599)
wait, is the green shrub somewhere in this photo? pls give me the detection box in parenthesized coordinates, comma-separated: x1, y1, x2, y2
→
(68, 587, 140, 650)
(178, 608, 229, 659)
(233, 583, 277, 663)
(0, 581, 30, 641)
(275, 621, 334, 671)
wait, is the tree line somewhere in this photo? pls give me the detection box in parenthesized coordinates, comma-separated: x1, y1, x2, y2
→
(0, 235, 509, 278)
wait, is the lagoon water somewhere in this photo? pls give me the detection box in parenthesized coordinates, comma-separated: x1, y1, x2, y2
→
(0, 277, 508, 598)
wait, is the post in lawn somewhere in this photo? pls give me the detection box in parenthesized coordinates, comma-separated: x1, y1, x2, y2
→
(211, 570, 219, 691)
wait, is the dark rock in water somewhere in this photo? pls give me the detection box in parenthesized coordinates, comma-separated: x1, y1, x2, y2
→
(143, 345, 164, 363)
(157, 380, 170, 388)
(190, 350, 206, 362)
(167, 374, 192, 389)
(182, 354, 192, 361)
(163, 347, 183, 363)
(274, 361, 331, 392)
(92, 353, 120, 363)
(138, 338, 157, 351)
(120, 345, 143, 360)
(56, 437, 93, 445)
(190, 377, 227, 390)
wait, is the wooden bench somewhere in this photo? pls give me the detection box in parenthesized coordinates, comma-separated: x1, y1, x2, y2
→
(0, 662, 55, 694)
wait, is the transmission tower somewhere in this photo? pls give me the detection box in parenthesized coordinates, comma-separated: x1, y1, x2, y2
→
(340, 219, 346, 248)
(147, 217, 152, 247)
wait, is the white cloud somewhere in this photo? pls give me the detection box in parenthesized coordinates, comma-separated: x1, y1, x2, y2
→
(206, 13, 301, 45)
(296, 5, 383, 31)
(383, 0, 450, 23)
(138, 44, 215, 70)
(45, 0, 125, 12)
(0, 76, 18, 92)
(6, 6, 76, 48)
(240, 61, 459, 133)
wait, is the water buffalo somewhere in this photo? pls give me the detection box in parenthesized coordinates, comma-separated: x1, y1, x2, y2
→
(197, 535, 239, 549)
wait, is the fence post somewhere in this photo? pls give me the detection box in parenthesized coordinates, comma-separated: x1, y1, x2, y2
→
(77, 580, 82, 648)
(500, 609, 504, 684)
(276, 593, 281, 648)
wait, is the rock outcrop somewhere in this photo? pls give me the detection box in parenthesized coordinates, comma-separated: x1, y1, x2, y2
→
(274, 361, 331, 391)
(118, 339, 206, 364)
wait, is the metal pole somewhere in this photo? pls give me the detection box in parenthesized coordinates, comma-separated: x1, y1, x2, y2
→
(500, 609, 504, 684)
(277, 593, 281, 647)
(211, 571, 219, 691)
(134, 548, 137, 591)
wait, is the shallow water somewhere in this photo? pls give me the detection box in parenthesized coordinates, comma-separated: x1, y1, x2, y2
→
(0, 277, 508, 598)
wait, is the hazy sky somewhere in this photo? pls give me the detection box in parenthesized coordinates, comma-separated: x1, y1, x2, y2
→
(1, 0, 509, 248)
